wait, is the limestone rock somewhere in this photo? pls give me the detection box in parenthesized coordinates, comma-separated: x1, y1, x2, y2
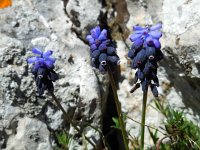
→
(5, 117, 51, 150)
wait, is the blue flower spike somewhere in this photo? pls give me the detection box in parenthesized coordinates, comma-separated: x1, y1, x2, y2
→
(128, 23, 163, 97)
(27, 48, 58, 96)
(86, 26, 120, 73)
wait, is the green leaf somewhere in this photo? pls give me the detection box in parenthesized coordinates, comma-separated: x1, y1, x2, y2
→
(55, 131, 73, 149)
(148, 128, 158, 145)
(112, 117, 120, 128)
(153, 101, 200, 149)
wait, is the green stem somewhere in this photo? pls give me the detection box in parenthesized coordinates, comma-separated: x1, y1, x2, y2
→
(49, 91, 96, 148)
(140, 89, 148, 150)
(108, 67, 129, 150)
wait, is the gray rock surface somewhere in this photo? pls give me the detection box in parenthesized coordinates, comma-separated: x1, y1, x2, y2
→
(5, 117, 51, 150)
(0, 0, 200, 149)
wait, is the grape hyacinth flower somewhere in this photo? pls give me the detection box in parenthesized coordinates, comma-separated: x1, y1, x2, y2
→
(86, 26, 120, 73)
(27, 48, 58, 96)
(27, 48, 96, 147)
(87, 26, 129, 149)
(128, 23, 163, 97)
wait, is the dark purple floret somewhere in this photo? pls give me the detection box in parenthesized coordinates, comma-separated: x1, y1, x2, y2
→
(107, 56, 120, 64)
(146, 46, 156, 59)
(86, 26, 120, 73)
(128, 49, 135, 59)
(27, 48, 58, 96)
(137, 69, 144, 80)
(128, 23, 163, 97)
(132, 48, 146, 69)
(99, 53, 107, 66)
(35, 67, 58, 96)
(107, 47, 116, 55)
(91, 50, 100, 59)
(150, 84, 158, 97)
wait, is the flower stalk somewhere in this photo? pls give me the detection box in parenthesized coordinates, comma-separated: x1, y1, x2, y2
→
(49, 91, 96, 148)
(108, 67, 129, 150)
(140, 89, 148, 149)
